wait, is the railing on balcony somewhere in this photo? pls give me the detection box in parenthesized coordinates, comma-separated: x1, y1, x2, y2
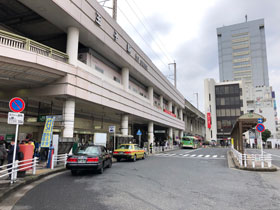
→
(0, 29, 68, 63)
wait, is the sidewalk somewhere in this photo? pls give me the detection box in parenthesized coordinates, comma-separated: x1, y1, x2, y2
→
(0, 162, 66, 203)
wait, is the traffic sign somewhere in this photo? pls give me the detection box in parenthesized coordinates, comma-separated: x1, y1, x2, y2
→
(109, 125, 115, 133)
(136, 129, 142, 135)
(9, 97, 25, 113)
(8, 112, 24, 125)
(258, 118, 263, 123)
(256, 123, 265, 132)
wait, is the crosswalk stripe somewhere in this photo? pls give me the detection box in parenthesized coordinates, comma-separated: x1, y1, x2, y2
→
(221, 155, 225, 158)
(183, 154, 189, 157)
(169, 154, 176, 156)
(197, 155, 203, 157)
(205, 155, 210, 158)
(190, 154, 196, 157)
(212, 155, 218, 158)
(179, 154, 184, 156)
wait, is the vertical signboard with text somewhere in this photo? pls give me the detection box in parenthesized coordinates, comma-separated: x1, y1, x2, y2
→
(41, 116, 55, 148)
(207, 113, 211, 129)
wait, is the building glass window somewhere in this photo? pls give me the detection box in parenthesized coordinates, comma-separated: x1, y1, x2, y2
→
(221, 98, 225, 105)
(236, 108, 241, 116)
(231, 109, 236, 116)
(226, 109, 231, 116)
(221, 109, 225, 116)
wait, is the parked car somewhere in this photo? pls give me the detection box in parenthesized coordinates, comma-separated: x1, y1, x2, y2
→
(66, 144, 112, 175)
(113, 144, 146, 162)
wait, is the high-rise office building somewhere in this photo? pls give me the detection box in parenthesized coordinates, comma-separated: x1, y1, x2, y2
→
(217, 19, 269, 88)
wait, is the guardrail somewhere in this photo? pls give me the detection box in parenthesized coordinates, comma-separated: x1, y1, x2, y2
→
(0, 29, 68, 62)
(0, 157, 38, 184)
(51, 154, 68, 170)
(231, 148, 272, 168)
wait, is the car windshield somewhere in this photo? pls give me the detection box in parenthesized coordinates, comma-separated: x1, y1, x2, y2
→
(118, 145, 133, 150)
(74, 146, 99, 155)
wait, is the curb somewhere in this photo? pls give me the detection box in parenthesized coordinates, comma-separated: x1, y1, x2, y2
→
(227, 150, 277, 172)
(0, 167, 66, 203)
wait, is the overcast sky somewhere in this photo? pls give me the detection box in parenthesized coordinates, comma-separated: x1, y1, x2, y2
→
(103, 0, 280, 113)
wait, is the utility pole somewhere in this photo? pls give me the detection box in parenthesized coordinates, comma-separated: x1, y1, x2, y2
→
(168, 61, 177, 88)
(113, 0, 117, 21)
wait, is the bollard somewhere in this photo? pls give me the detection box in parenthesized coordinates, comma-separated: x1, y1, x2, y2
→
(33, 157, 37, 175)
(261, 155, 264, 168)
(51, 154, 55, 170)
(244, 154, 247, 167)
(64, 154, 68, 167)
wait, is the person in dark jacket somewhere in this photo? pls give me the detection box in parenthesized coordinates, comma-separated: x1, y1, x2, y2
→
(0, 140, 7, 167)
(7, 139, 20, 179)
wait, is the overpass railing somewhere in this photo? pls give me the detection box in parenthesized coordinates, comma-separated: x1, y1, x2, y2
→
(0, 29, 68, 62)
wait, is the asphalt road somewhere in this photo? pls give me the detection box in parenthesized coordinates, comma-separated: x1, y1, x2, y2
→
(6, 148, 280, 210)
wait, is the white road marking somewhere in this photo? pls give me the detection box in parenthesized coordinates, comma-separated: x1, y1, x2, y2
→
(221, 155, 225, 158)
(190, 154, 196, 157)
(169, 154, 176, 156)
(183, 154, 190, 157)
(197, 155, 203, 157)
(212, 155, 218, 158)
(205, 155, 210, 158)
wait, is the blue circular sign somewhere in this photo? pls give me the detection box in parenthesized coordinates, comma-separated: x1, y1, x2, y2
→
(9, 97, 25, 113)
(256, 123, 265, 132)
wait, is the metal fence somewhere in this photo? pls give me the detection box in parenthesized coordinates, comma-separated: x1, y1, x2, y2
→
(231, 148, 272, 168)
(51, 154, 68, 170)
(0, 157, 39, 184)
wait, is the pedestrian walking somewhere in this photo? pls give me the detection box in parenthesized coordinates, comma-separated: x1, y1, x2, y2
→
(7, 139, 20, 179)
(0, 140, 7, 167)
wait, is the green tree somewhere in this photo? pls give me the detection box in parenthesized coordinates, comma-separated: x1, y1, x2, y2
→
(262, 129, 271, 142)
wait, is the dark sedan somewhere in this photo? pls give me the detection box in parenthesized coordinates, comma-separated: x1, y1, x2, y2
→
(66, 145, 112, 175)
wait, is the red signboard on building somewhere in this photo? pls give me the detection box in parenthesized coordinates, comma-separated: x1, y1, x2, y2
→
(207, 113, 211, 128)
(164, 109, 176, 118)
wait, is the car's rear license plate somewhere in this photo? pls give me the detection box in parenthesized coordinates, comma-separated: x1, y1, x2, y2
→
(78, 157, 86, 163)
(119, 152, 124, 154)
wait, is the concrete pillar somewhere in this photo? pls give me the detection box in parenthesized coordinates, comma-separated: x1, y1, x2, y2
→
(168, 101, 172, 112)
(148, 122, 154, 152)
(63, 99, 75, 138)
(148, 87, 153, 106)
(179, 109, 183, 121)
(122, 67, 129, 91)
(174, 106, 178, 117)
(180, 130, 184, 139)
(168, 127, 173, 141)
(121, 115, 129, 135)
(66, 27, 79, 66)
(160, 95, 163, 110)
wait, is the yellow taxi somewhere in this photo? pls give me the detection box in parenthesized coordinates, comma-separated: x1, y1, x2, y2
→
(113, 144, 146, 162)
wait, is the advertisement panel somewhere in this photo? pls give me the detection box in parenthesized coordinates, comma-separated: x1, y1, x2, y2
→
(207, 113, 211, 129)
(41, 116, 55, 148)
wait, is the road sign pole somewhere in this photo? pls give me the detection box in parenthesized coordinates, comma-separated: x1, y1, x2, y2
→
(139, 135, 141, 147)
(259, 131, 263, 156)
(114, 130, 116, 150)
(11, 123, 19, 183)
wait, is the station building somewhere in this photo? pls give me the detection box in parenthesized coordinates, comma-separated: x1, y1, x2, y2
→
(0, 0, 204, 149)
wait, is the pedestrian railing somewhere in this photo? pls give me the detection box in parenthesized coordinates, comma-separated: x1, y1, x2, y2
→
(231, 148, 272, 168)
(51, 154, 68, 170)
(0, 29, 68, 62)
(0, 157, 39, 184)
(153, 145, 179, 153)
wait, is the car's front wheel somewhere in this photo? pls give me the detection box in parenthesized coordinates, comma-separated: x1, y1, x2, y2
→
(98, 163, 104, 174)
(133, 155, 137, 162)
(107, 159, 112, 168)
(142, 153, 146, 159)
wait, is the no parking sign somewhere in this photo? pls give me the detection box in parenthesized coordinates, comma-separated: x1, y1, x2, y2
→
(9, 97, 25, 113)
